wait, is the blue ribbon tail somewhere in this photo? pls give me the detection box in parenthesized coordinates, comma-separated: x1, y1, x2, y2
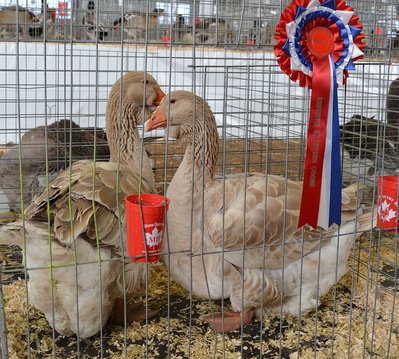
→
(329, 70, 342, 227)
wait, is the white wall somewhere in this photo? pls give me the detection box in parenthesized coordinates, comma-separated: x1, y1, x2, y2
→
(0, 42, 398, 144)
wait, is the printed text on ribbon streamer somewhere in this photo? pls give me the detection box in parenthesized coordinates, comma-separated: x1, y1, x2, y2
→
(309, 96, 323, 188)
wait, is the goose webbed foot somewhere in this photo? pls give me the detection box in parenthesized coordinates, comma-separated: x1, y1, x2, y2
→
(202, 310, 254, 333)
(111, 299, 158, 326)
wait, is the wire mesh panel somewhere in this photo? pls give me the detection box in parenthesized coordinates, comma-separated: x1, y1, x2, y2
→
(0, 0, 398, 358)
(0, 0, 397, 51)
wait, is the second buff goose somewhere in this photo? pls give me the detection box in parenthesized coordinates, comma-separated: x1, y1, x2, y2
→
(145, 90, 375, 333)
(0, 72, 164, 338)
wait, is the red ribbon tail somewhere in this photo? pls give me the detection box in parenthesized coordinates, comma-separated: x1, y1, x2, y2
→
(298, 56, 332, 229)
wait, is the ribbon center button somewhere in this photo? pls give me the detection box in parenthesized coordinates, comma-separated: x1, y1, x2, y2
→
(307, 27, 334, 57)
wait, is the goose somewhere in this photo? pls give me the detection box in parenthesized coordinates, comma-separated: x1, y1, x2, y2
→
(0, 119, 110, 213)
(82, 0, 108, 41)
(341, 78, 399, 185)
(28, 9, 61, 40)
(145, 90, 375, 333)
(195, 17, 233, 45)
(0, 6, 36, 39)
(113, 8, 164, 42)
(0, 72, 165, 338)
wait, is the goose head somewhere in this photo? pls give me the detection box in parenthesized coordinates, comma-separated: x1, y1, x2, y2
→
(144, 90, 216, 142)
(145, 90, 219, 179)
(106, 71, 164, 124)
(106, 71, 165, 162)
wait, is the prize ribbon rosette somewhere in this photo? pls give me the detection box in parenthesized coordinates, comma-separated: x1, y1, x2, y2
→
(274, 0, 365, 229)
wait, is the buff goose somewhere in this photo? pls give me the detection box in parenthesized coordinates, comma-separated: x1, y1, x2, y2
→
(0, 119, 110, 213)
(0, 72, 165, 338)
(145, 90, 375, 333)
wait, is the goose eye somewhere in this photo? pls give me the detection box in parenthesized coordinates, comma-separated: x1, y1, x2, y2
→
(145, 80, 150, 84)
(170, 99, 176, 104)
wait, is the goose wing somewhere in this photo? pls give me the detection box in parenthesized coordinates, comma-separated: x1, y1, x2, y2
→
(25, 160, 156, 252)
(205, 174, 361, 270)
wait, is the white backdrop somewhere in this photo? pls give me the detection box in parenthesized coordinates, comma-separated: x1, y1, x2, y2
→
(0, 42, 398, 144)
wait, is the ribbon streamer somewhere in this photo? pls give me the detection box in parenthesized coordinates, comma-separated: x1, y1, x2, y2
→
(275, 0, 365, 229)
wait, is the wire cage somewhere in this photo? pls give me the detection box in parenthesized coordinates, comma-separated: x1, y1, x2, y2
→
(2, 0, 395, 50)
(0, 0, 399, 358)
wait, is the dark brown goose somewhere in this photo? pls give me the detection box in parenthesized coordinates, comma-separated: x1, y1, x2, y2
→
(0, 119, 110, 212)
(341, 78, 399, 182)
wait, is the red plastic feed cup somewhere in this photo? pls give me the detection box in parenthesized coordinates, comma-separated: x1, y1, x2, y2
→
(163, 35, 171, 46)
(125, 194, 170, 262)
(377, 176, 399, 232)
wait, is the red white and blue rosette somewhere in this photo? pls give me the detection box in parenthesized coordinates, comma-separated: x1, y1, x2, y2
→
(275, 0, 365, 229)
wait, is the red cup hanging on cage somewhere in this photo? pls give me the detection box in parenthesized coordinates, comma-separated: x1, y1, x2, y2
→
(377, 176, 399, 232)
(274, 0, 366, 229)
(125, 193, 170, 262)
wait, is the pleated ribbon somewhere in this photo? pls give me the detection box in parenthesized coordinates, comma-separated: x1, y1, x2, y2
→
(275, 0, 366, 229)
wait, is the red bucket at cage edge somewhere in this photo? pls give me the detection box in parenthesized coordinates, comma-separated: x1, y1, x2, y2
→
(125, 194, 170, 262)
(377, 176, 399, 232)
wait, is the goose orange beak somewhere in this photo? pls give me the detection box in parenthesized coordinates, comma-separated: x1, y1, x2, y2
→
(153, 87, 165, 106)
(145, 106, 167, 132)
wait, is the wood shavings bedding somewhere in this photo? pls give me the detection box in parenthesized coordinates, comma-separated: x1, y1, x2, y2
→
(2, 238, 398, 359)
(0, 139, 396, 357)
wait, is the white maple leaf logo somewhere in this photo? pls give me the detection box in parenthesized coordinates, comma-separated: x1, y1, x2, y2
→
(382, 200, 389, 213)
(378, 197, 397, 223)
(386, 209, 397, 222)
(145, 227, 163, 246)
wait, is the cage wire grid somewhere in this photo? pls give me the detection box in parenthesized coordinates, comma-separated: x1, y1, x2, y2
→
(0, 0, 399, 358)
